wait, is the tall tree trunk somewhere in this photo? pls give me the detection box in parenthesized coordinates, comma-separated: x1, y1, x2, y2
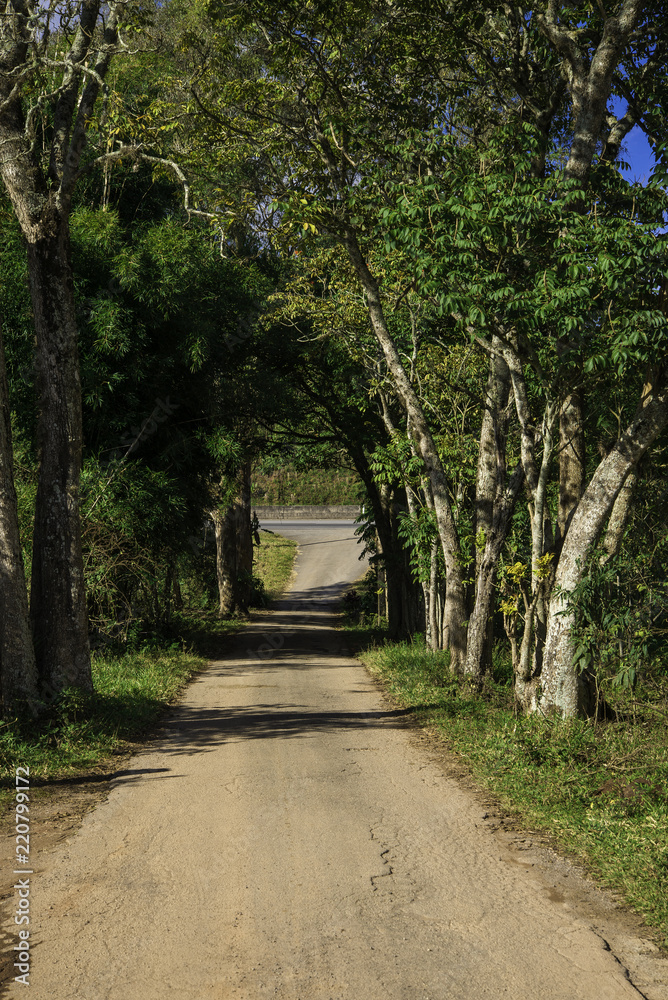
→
(466, 465, 524, 684)
(500, 339, 559, 709)
(234, 460, 253, 613)
(345, 234, 467, 671)
(404, 480, 433, 646)
(541, 374, 668, 717)
(28, 226, 92, 693)
(215, 463, 254, 617)
(0, 325, 39, 715)
(214, 507, 237, 617)
(557, 388, 585, 542)
(525, 0, 644, 715)
(466, 346, 513, 680)
(349, 448, 413, 641)
(428, 540, 440, 651)
(382, 492, 417, 640)
(600, 467, 637, 565)
(538, 0, 643, 187)
(0, 0, 126, 696)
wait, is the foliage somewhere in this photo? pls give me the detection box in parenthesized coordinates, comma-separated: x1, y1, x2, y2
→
(252, 466, 361, 505)
(570, 545, 668, 694)
(81, 458, 190, 642)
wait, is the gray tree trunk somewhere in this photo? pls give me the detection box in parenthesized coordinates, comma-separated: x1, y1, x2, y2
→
(600, 467, 637, 565)
(345, 233, 467, 671)
(557, 389, 585, 541)
(428, 541, 440, 651)
(214, 507, 237, 618)
(541, 374, 668, 717)
(466, 346, 514, 681)
(234, 460, 253, 613)
(538, 0, 643, 187)
(215, 463, 254, 617)
(0, 1, 125, 694)
(211, 507, 236, 618)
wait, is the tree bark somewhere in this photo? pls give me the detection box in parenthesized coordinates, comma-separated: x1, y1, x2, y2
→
(466, 464, 524, 684)
(557, 388, 585, 541)
(344, 233, 467, 671)
(376, 488, 416, 641)
(495, 338, 559, 706)
(345, 448, 411, 640)
(215, 463, 254, 618)
(0, 1, 124, 695)
(428, 540, 440, 651)
(214, 507, 237, 617)
(0, 325, 39, 715)
(600, 467, 637, 564)
(466, 346, 513, 680)
(28, 225, 92, 693)
(234, 460, 253, 613)
(538, 0, 643, 187)
(541, 372, 668, 717)
(404, 480, 432, 645)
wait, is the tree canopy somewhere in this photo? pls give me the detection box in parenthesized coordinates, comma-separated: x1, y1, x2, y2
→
(0, 0, 666, 720)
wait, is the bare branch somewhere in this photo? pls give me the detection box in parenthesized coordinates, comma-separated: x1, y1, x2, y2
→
(77, 144, 217, 221)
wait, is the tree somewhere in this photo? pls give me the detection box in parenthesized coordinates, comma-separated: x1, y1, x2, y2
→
(134, 0, 668, 712)
(169, 0, 482, 670)
(0, 1, 151, 694)
(375, 11, 668, 712)
(263, 248, 429, 639)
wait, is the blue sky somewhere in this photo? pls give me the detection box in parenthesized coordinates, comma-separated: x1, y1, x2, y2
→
(620, 126, 655, 184)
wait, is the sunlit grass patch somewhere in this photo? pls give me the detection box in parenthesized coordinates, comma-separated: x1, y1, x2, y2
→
(0, 648, 204, 786)
(254, 529, 298, 601)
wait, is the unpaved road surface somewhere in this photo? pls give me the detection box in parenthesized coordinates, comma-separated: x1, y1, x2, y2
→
(3, 522, 666, 999)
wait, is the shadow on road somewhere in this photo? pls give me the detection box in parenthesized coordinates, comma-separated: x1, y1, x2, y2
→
(154, 704, 415, 756)
(275, 581, 361, 609)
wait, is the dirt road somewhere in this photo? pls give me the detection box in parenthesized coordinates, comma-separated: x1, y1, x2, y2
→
(3, 522, 665, 998)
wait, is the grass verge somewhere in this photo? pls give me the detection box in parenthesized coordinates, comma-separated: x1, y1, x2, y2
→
(254, 529, 298, 601)
(0, 648, 203, 785)
(0, 530, 297, 790)
(357, 637, 668, 947)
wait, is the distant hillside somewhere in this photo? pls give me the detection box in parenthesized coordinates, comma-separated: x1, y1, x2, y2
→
(251, 467, 361, 505)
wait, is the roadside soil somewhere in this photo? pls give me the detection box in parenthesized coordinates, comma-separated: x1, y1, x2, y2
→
(1, 521, 666, 999)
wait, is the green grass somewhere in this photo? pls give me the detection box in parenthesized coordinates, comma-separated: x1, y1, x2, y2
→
(254, 529, 298, 601)
(0, 530, 298, 790)
(358, 638, 668, 946)
(0, 648, 205, 786)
